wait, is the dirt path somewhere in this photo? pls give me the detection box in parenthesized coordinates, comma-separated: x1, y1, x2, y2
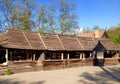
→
(0, 64, 120, 84)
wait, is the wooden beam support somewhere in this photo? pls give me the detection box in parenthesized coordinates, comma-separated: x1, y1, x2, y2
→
(33, 54, 35, 61)
(67, 53, 70, 67)
(6, 49, 8, 63)
(61, 53, 64, 60)
(80, 53, 82, 59)
(67, 53, 70, 60)
(83, 53, 85, 60)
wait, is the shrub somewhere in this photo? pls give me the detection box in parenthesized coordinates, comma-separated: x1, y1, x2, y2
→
(5, 69, 12, 75)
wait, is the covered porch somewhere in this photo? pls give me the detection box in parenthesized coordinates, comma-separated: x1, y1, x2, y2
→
(0, 48, 119, 67)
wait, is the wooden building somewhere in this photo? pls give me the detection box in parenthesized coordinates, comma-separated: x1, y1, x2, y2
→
(0, 29, 120, 67)
(77, 29, 108, 38)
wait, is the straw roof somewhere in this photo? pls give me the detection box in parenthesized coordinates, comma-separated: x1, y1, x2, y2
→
(0, 29, 119, 51)
(58, 35, 83, 51)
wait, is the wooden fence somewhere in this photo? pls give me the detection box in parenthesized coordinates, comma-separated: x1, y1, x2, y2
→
(0, 58, 119, 75)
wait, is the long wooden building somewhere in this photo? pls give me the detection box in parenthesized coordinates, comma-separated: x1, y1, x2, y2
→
(0, 29, 120, 67)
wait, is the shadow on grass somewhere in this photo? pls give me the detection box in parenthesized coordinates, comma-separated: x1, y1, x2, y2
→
(79, 66, 120, 84)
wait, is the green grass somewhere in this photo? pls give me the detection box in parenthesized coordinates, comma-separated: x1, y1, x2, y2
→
(5, 69, 12, 75)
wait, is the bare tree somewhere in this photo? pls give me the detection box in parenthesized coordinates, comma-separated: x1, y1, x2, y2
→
(46, 4, 56, 33)
(0, 0, 36, 31)
(0, 0, 79, 34)
(0, 0, 16, 29)
(17, 0, 36, 30)
(58, 0, 78, 35)
(35, 4, 48, 34)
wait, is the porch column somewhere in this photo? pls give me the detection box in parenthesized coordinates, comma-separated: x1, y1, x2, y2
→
(67, 53, 70, 67)
(90, 52, 92, 58)
(93, 51, 96, 58)
(80, 53, 82, 59)
(33, 54, 35, 61)
(6, 49, 8, 63)
(83, 53, 85, 60)
(61, 53, 64, 60)
(67, 53, 70, 60)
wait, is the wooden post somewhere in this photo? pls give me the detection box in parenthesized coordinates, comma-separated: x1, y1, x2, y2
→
(90, 52, 92, 58)
(67, 53, 69, 60)
(63, 60, 65, 68)
(80, 53, 82, 59)
(61, 53, 64, 60)
(93, 51, 96, 58)
(6, 49, 8, 64)
(67, 53, 70, 67)
(33, 54, 35, 61)
(83, 53, 85, 60)
(61, 53, 65, 68)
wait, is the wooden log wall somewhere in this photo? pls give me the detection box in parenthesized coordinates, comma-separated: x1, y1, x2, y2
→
(104, 58, 119, 65)
(0, 58, 119, 75)
(0, 61, 43, 75)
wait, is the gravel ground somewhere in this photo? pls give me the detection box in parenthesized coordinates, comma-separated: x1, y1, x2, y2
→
(0, 64, 120, 84)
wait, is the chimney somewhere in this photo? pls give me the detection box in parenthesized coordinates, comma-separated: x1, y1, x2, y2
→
(94, 29, 100, 38)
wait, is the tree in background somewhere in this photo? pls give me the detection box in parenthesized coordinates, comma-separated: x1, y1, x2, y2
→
(0, 0, 79, 35)
(35, 4, 48, 34)
(46, 4, 56, 33)
(93, 25, 100, 30)
(0, 0, 16, 29)
(107, 25, 120, 46)
(82, 27, 91, 33)
(0, 0, 36, 31)
(0, 16, 6, 32)
(58, 0, 78, 35)
(17, 0, 36, 30)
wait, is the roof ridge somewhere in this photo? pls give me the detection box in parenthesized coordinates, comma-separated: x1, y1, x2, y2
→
(6, 29, 39, 33)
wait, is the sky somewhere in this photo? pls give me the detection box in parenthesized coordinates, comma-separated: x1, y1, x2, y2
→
(38, 0, 120, 30)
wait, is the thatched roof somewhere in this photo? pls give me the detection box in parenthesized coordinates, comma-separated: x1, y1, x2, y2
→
(42, 34, 64, 50)
(0, 29, 119, 51)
